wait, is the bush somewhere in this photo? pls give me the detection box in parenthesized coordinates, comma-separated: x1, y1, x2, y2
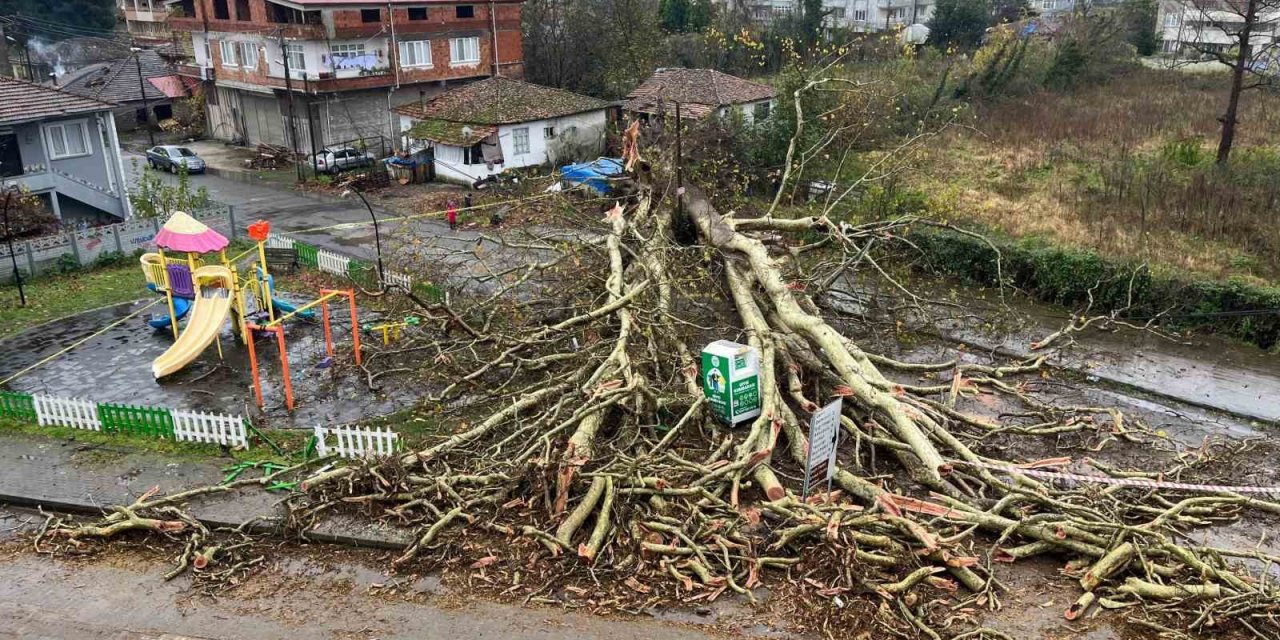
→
(908, 226, 1280, 348)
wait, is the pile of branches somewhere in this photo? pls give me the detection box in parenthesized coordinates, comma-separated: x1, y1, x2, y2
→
(246, 143, 297, 170)
(38, 165, 1280, 638)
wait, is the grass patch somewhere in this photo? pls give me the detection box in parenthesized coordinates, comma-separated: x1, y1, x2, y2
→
(0, 263, 146, 340)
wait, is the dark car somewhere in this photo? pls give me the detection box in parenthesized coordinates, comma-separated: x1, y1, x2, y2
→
(146, 145, 206, 174)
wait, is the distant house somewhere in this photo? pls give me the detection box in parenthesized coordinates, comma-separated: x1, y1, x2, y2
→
(623, 68, 776, 124)
(0, 78, 133, 222)
(396, 76, 612, 184)
(59, 49, 190, 132)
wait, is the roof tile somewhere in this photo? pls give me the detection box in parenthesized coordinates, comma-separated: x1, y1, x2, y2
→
(0, 77, 115, 125)
(395, 77, 610, 125)
(623, 68, 775, 116)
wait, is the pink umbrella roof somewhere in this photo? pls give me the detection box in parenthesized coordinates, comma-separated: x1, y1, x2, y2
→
(154, 211, 229, 254)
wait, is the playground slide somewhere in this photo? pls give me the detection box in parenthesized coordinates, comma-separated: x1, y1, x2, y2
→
(152, 265, 235, 379)
(148, 294, 193, 330)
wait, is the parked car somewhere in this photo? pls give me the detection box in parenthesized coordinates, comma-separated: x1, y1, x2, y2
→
(146, 145, 206, 174)
(312, 147, 376, 174)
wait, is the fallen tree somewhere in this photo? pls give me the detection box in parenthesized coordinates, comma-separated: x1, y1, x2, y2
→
(36, 151, 1280, 639)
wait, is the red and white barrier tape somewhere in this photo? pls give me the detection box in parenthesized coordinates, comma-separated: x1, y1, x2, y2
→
(960, 461, 1280, 495)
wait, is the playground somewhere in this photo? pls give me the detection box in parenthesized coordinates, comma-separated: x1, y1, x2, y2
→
(0, 213, 430, 430)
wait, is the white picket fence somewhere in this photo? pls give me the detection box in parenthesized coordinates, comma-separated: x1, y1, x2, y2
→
(173, 409, 249, 448)
(33, 395, 101, 431)
(317, 248, 351, 277)
(267, 231, 418, 291)
(314, 424, 399, 459)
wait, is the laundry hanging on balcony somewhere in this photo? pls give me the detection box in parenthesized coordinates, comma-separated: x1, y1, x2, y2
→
(332, 54, 380, 70)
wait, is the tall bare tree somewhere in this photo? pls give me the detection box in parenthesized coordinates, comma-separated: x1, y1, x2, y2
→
(1171, 0, 1280, 163)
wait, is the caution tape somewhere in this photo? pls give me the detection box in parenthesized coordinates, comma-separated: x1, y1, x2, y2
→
(961, 460, 1280, 495)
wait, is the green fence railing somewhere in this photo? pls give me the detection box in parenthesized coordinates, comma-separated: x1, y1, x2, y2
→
(98, 403, 175, 439)
(295, 242, 319, 268)
(0, 391, 36, 421)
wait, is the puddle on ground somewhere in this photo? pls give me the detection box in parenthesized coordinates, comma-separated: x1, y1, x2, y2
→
(0, 298, 428, 428)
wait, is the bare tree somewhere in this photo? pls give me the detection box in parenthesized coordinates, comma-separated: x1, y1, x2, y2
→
(1170, 0, 1280, 163)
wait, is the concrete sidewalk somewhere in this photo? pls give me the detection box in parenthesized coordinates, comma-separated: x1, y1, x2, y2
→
(0, 431, 409, 548)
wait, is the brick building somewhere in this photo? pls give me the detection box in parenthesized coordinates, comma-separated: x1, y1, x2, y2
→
(166, 0, 525, 153)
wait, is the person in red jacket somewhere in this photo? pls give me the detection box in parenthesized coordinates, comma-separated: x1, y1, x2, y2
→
(446, 200, 458, 231)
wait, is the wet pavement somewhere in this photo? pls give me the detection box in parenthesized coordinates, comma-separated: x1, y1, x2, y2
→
(0, 296, 426, 429)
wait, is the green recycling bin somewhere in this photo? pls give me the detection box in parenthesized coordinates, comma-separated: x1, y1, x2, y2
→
(701, 340, 762, 425)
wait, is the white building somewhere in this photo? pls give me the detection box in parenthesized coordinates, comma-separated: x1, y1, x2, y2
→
(396, 76, 612, 184)
(1158, 0, 1280, 59)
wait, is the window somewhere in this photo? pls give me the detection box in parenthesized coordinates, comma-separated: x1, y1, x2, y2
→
(830, 7, 845, 19)
(235, 0, 250, 20)
(361, 8, 380, 22)
(543, 126, 555, 139)
(1165, 13, 1180, 26)
(213, 0, 229, 19)
(450, 37, 480, 64)
(853, 8, 867, 20)
(512, 127, 530, 155)
(202, 40, 211, 64)
(285, 43, 306, 72)
(464, 143, 485, 165)
(753, 101, 771, 121)
(408, 6, 428, 19)
(238, 41, 258, 69)
(398, 40, 432, 68)
(1040, 0, 1056, 9)
(330, 43, 366, 65)
(456, 5, 474, 18)
(45, 121, 90, 160)
(220, 40, 238, 66)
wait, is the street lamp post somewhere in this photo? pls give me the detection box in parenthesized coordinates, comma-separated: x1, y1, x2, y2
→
(130, 46, 156, 147)
(342, 187, 385, 287)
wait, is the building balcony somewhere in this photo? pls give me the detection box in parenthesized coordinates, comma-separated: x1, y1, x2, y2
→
(176, 62, 215, 81)
(124, 8, 168, 22)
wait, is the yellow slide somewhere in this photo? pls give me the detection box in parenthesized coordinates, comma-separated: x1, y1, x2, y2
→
(152, 265, 235, 379)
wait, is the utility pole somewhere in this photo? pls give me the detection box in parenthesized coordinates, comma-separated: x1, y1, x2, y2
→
(278, 30, 303, 183)
(131, 46, 155, 146)
(2, 189, 27, 307)
(674, 101, 683, 218)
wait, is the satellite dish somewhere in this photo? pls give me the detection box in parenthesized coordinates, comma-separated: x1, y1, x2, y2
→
(901, 23, 930, 45)
(461, 125, 473, 138)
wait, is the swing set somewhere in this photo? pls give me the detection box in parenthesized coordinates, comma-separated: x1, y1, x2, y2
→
(244, 288, 362, 412)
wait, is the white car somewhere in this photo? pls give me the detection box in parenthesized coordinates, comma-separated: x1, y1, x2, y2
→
(312, 147, 376, 174)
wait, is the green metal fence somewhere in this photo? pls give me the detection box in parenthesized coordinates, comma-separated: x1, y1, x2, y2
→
(295, 242, 319, 268)
(98, 403, 176, 439)
(0, 391, 36, 421)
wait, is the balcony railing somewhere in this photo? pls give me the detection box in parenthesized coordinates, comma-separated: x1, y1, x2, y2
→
(176, 63, 215, 81)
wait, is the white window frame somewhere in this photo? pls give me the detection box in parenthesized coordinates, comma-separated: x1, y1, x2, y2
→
(543, 125, 555, 139)
(330, 43, 366, 64)
(853, 8, 867, 21)
(398, 39, 432, 68)
(450, 37, 480, 65)
(285, 43, 306, 73)
(44, 120, 92, 160)
(238, 41, 258, 69)
(512, 127, 530, 155)
(1040, 0, 1057, 9)
(220, 39, 238, 66)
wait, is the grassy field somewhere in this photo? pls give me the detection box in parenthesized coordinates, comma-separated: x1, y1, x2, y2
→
(913, 67, 1280, 283)
(0, 264, 146, 340)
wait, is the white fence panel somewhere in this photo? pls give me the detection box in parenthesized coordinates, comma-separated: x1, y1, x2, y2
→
(384, 270, 414, 290)
(32, 395, 101, 431)
(266, 233, 296, 250)
(314, 425, 398, 459)
(172, 409, 249, 448)
(317, 249, 351, 277)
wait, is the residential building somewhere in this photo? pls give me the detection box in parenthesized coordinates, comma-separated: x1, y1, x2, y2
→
(0, 78, 133, 222)
(396, 76, 610, 184)
(821, 0, 935, 31)
(1157, 0, 1280, 57)
(59, 49, 192, 132)
(623, 68, 776, 124)
(120, 0, 178, 49)
(165, 0, 526, 153)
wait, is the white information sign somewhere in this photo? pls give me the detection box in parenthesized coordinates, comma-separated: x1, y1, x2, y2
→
(802, 398, 842, 498)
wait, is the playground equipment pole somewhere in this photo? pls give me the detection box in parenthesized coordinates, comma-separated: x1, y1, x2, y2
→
(157, 247, 179, 340)
(256, 240, 275, 322)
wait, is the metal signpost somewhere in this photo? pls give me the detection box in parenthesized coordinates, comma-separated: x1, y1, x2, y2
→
(802, 398, 843, 498)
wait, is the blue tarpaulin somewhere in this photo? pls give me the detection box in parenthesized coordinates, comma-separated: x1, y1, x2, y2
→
(560, 157, 625, 194)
